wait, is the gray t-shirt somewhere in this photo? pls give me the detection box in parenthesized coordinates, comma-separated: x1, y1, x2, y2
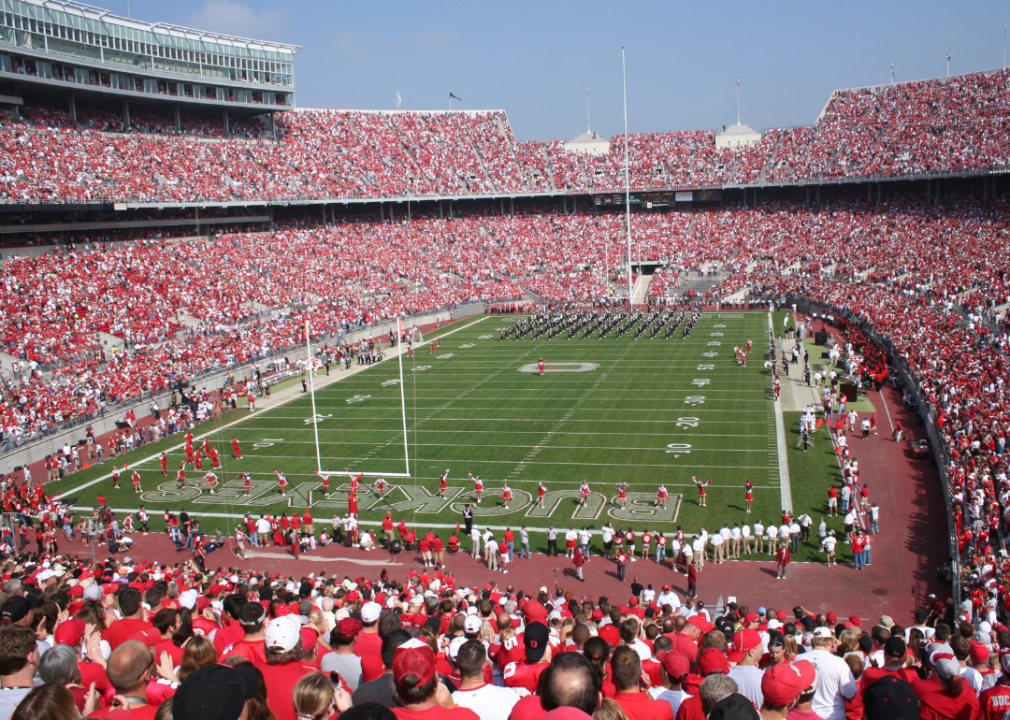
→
(728, 664, 764, 709)
(0, 686, 35, 720)
(320, 652, 364, 691)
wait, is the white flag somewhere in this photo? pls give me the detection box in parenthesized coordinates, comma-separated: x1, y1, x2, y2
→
(396, 91, 401, 109)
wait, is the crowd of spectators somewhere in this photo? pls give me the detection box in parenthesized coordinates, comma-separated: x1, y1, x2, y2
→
(3, 68, 1010, 204)
(0, 499, 991, 720)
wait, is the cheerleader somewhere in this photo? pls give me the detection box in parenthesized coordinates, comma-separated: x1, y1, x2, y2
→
(694, 476, 710, 507)
(320, 473, 330, 497)
(131, 470, 142, 494)
(348, 489, 359, 517)
(537, 482, 547, 508)
(500, 483, 514, 509)
(655, 484, 669, 509)
(204, 471, 219, 495)
(274, 469, 289, 496)
(579, 480, 592, 507)
(744, 480, 754, 513)
(616, 483, 629, 509)
(238, 473, 251, 496)
(470, 473, 484, 503)
(373, 477, 389, 498)
(176, 465, 186, 489)
(111, 466, 121, 490)
(438, 469, 450, 499)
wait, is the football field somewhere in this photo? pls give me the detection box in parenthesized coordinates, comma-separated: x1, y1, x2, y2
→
(51, 311, 848, 562)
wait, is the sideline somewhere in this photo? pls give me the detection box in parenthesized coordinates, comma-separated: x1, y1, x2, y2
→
(54, 317, 490, 502)
(769, 312, 794, 513)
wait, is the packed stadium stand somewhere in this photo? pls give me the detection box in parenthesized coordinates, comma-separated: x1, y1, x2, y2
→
(5, 3, 1010, 720)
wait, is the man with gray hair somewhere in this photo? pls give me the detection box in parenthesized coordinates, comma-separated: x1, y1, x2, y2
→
(700, 674, 739, 715)
(38, 644, 81, 686)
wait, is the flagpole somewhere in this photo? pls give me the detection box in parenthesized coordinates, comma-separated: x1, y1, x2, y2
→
(946, 54, 950, 77)
(734, 77, 742, 124)
(586, 86, 591, 133)
(622, 46, 632, 310)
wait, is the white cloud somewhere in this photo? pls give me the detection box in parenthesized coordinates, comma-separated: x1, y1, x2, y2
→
(183, 0, 291, 41)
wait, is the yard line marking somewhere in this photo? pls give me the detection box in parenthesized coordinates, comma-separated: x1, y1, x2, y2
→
(210, 428, 771, 438)
(202, 455, 776, 470)
(881, 390, 895, 432)
(165, 443, 768, 453)
(52, 316, 490, 501)
(769, 311, 793, 513)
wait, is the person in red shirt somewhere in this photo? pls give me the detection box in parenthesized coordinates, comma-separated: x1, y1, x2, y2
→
(232, 437, 242, 459)
(354, 602, 384, 659)
(88, 640, 159, 719)
(611, 645, 674, 720)
(503, 621, 552, 694)
(776, 545, 791, 580)
(389, 638, 480, 720)
(979, 653, 1010, 720)
(917, 650, 980, 720)
(221, 603, 269, 664)
(102, 587, 153, 651)
(253, 616, 317, 720)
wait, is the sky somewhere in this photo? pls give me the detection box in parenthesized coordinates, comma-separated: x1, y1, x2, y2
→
(110, 0, 1010, 142)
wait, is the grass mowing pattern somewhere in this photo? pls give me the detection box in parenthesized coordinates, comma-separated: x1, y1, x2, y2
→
(47, 312, 852, 563)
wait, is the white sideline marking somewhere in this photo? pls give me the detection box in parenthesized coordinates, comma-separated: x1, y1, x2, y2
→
(53, 317, 489, 501)
(769, 312, 793, 513)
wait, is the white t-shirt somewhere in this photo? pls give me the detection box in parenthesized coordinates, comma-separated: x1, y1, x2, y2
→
(453, 683, 529, 720)
(805, 648, 857, 720)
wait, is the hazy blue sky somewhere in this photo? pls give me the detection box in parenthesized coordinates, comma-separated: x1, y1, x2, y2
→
(113, 0, 1010, 141)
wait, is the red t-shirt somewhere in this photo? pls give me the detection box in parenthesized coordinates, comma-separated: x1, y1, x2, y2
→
(354, 631, 382, 659)
(503, 660, 548, 694)
(103, 619, 154, 651)
(213, 622, 245, 655)
(154, 639, 183, 667)
(614, 692, 675, 720)
(222, 638, 267, 664)
(508, 694, 545, 720)
(392, 707, 481, 720)
(88, 704, 158, 720)
(253, 662, 317, 720)
(979, 684, 1010, 720)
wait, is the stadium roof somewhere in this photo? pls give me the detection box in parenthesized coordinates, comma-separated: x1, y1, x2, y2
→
(12, 0, 300, 54)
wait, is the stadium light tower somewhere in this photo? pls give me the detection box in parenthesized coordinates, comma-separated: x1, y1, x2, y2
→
(622, 46, 633, 309)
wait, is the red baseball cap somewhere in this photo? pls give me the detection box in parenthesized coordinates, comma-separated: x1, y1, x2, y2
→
(970, 642, 990, 664)
(54, 619, 85, 647)
(393, 638, 437, 685)
(598, 624, 621, 646)
(698, 647, 730, 676)
(687, 615, 712, 633)
(743, 612, 759, 624)
(663, 651, 690, 678)
(729, 629, 763, 663)
(826, 612, 838, 624)
(762, 660, 816, 706)
(848, 615, 862, 626)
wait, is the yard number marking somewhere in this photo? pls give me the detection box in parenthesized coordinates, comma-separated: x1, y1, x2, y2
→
(666, 443, 693, 457)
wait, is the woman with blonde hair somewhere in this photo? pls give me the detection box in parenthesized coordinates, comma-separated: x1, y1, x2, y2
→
(293, 671, 351, 720)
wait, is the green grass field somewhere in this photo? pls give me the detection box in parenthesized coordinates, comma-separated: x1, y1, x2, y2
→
(48, 311, 854, 562)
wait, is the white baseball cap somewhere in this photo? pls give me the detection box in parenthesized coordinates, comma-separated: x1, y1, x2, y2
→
(265, 615, 301, 652)
(361, 601, 382, 623)
(464, 616, 483, 634)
